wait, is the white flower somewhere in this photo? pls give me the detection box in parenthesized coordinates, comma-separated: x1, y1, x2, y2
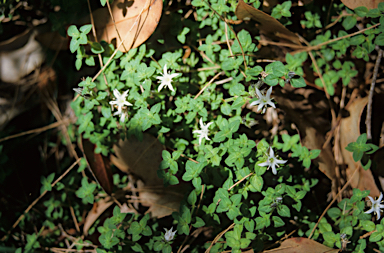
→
(365, 193, 384, 220)
(258, 147, 287, 175)
(193, 118, 213, 146)
(156, 64, 180, 92)
(164, 227, 177, 242)
(109, 89, 132, 121)
(250, 86, 276, 113)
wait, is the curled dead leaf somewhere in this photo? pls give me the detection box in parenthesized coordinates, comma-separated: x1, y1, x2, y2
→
(111, 133, 164, 186)
(138, 181, 186, 219)
(235, 0, 300, 45)
(111, 133, 185, 218)
(37, 0, 162, 52)
(339, 97, 380, 197)
(85, 0, 162, 52)
(275, 237, 339, 253)
(340, 0, 384, 10)
(83, 197, 113, 235)
(80, 138, 114, 195)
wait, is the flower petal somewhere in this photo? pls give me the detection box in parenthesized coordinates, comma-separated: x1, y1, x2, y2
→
(255, 88, 263, 98)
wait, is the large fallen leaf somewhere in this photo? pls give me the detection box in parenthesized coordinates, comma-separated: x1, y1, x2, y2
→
(88, 0, 162, 52)
(270, 237, 338, 253)
(37, 0, 162, 52)
(340, 0, 384, 10)
(80, 138, 114, 195)
(111, 133, 185, 218)
(272, 88, 336, 181)
(111, 133, 164, 186)
(0, 30, 44, 83)
(235, 0, 300, 45)
(138, 181, 186, 218)
(339, 97, 380, 197)
(83, 197, 113, 235)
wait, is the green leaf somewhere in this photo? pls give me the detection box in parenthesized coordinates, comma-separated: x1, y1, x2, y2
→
(366, 8, 381, 18)
(75, 58, 82, 70)
(188, 190, 197, 205)
(290, 76, 306, 88)
(177, 27, 190, 44)
(67, 25, 80, 37)
(221, 103, 232, 115)
(131, 243, 144, 252)
(354, 6, 368, 17)
(85, 56, 95, 66)
(277, 205, 291, 217)
(360, 220, 375, 231)
(193, 217, 205, 228)
(350, 35, 365, 46)
(327, 207, 341, 218)
(79, 24, 92, 34)
(70, 39, 80, 53)
(78, 33, 88, 45)
(369, 231, 382, 242)
(272, 216, 285, 227)
(374, 33, 384, 46)
(342, 16, 357, 30)
(182, 160, 203, 181)
(91, 42, 105, 54)
(264, 74, 279, 86)
(240, 238, 251, 249)
(249, 174, 263, 192)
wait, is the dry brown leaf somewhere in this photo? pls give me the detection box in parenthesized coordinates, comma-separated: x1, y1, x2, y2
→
(272, 88, 336, 181)
(86, 0, 162, 52)
(83, 197, 113, 235)
(111, 133, 185, 218)
(340, 0, 384, 10)
(235, 0, 301, 45)
(138, 181, 186, 218)
(339, 97, 380, 197)
(35, 31, 68, 51)
(37, 0, 162, 52)
(111, 133, 164, 186)
(80, 138, 114, 195)
(270, 237, 338, 253)
(0, 30, 44, 83)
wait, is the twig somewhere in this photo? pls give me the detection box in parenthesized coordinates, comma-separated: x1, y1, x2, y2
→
(227, 172, 253, 191)
(92, 0, 150, 82)
(322, 89, 359, 149)
(0, 118, 70, 143)
(293, 23, 380, 54)
(316, 13, 352, 34)
(366, 49, 383, 140)
(258, 39, 305, 49)
(106, 0, 127, 52)
(1, 158, 81, 241)
(86, 0, 109, 88)
(194, 71, 223, 99)
(308, 167, 359, 239)
(205, 223, 235, 253)
(202, 0, 247, 70)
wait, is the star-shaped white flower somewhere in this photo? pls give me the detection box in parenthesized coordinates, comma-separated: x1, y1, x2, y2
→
(250, 86, 276, 113)
(156, 64, 180, 92)
(258, 147, 287, 175)
(109, 89, 132, 121)
(365, 193, 384, 220)
(164, 227, 177, 242)
(193, 118, 213, 146)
